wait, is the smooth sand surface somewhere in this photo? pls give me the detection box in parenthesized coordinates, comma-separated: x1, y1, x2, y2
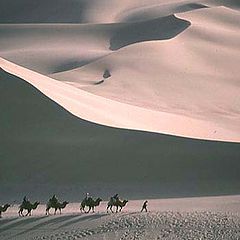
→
(0, 1, 239, 142)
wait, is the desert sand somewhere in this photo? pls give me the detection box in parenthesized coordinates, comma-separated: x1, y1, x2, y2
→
(1, 0, 240, 142)
(1, 195, 240, 240)
(0, 0, 240, 239)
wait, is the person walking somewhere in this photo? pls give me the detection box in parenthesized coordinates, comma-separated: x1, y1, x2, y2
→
(141, 200, 148, 212)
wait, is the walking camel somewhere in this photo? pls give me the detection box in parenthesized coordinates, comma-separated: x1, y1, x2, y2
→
(18, 201, 40, 216)
(107, 199, 128, 213)
(46, 201, 69, 215)
(80, 197, 102, 213)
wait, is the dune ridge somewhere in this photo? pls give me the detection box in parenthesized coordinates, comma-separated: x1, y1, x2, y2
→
(0, 1, 239, 143)
(1, 57, 239, 142)
(1, 68, 240, 203)
(1, 2, 240, 239)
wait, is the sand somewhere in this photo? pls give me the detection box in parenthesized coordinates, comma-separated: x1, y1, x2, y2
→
(1, 1, 240, 142)
(0, 0, 240, 239)
(1, 69, 240, 202)
(1, 195, 240, 240)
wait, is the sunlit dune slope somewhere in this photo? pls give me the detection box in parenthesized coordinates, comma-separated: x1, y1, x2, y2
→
(0, 0, 239, 142)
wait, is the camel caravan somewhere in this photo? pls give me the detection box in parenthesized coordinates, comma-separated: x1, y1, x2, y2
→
(0, 193, 130, 218)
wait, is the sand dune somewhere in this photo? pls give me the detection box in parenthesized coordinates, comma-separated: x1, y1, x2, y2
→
(0, 0, 239, 24)
(1, 57, 239, 142)
(0, 1, 240, 238)
(1, 69, 240, 202)
(0, 1, 239, 201)
(0, 2, 239, 142)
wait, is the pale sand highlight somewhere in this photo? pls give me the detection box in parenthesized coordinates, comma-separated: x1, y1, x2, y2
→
(0, 1, 239, 142)
(1, 57, 238, 142)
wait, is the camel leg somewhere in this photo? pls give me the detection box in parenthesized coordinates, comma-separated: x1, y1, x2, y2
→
(19, 209, 23, 217)
(92, 207, 95, 213)
(110, 206, 114, 213)
(80, 206, 83, 213)
(46, 207, 50, 215)
(87, 207, 90, 214)
(0, 212, 2, 218)
(120, 207, 122, 212)
(54, 208, 57, 215)
(60, 208, 62, 215)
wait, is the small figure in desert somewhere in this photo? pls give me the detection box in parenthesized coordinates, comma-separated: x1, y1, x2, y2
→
(103, 69, 111, 79)
(80, 195, 102, 213)
(18, 196, 40, 217)
(141, 200, 148, 212)
(23, 196, 29, 205)
(50, 194, 58, 206)
(107, 194, 128, 213)
(95, 69, 111, 85)
(46, 195, 68, 215)
(0, 204, 10, 218)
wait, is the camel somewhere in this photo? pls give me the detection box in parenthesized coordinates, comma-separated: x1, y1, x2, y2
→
(46, 200, 69, 215)
(18, 201, 40, 216)
(107, 198, 128, 213)
(0, 204, 10, 218)
(80, 197, 102, 213)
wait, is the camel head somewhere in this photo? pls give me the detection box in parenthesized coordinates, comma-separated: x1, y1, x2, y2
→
(95, 198, 102, 205)
(33, 201, 40, 209)
(2, 204, 11, 211)
(123, 200, 128, 205)
(62, 201, 69, 207)
(0, 204, 10, 214)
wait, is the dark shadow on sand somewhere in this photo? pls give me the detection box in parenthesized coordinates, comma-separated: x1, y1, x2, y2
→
(58, 213, 107, 229)
(121, 3, 208, 23)
(0, 216, 47, 233)
(11, 214, 78, 237)
(0, 0, 89, 23)
(0, 69, 240, 201)
(110, 15, 190, 50)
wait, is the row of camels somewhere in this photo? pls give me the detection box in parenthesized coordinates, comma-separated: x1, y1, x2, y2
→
(0, 197, 128, 217)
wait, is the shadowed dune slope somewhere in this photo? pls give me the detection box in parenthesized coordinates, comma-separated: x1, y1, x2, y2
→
(0, 13, 191, 73)
(0, 0, 89, 23)
(109, 15, 190, 50)
(0, 0, 238, 24)
(1, 69, 240, 201)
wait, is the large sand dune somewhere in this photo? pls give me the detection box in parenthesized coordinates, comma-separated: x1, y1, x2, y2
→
(1, 69, 240, 202)
(1, 1, 240, 238)
(0, 1, 239, 142)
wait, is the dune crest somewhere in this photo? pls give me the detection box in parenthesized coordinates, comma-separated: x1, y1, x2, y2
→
(0, 1, 239, 143)
(0, 57, 239, 142)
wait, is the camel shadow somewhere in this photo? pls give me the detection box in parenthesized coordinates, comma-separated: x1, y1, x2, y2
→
(109, 15, 191, 50)
(11, 215, 75, 238)
(58, 213, 107, 229)
(0, 216, 47, 233)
